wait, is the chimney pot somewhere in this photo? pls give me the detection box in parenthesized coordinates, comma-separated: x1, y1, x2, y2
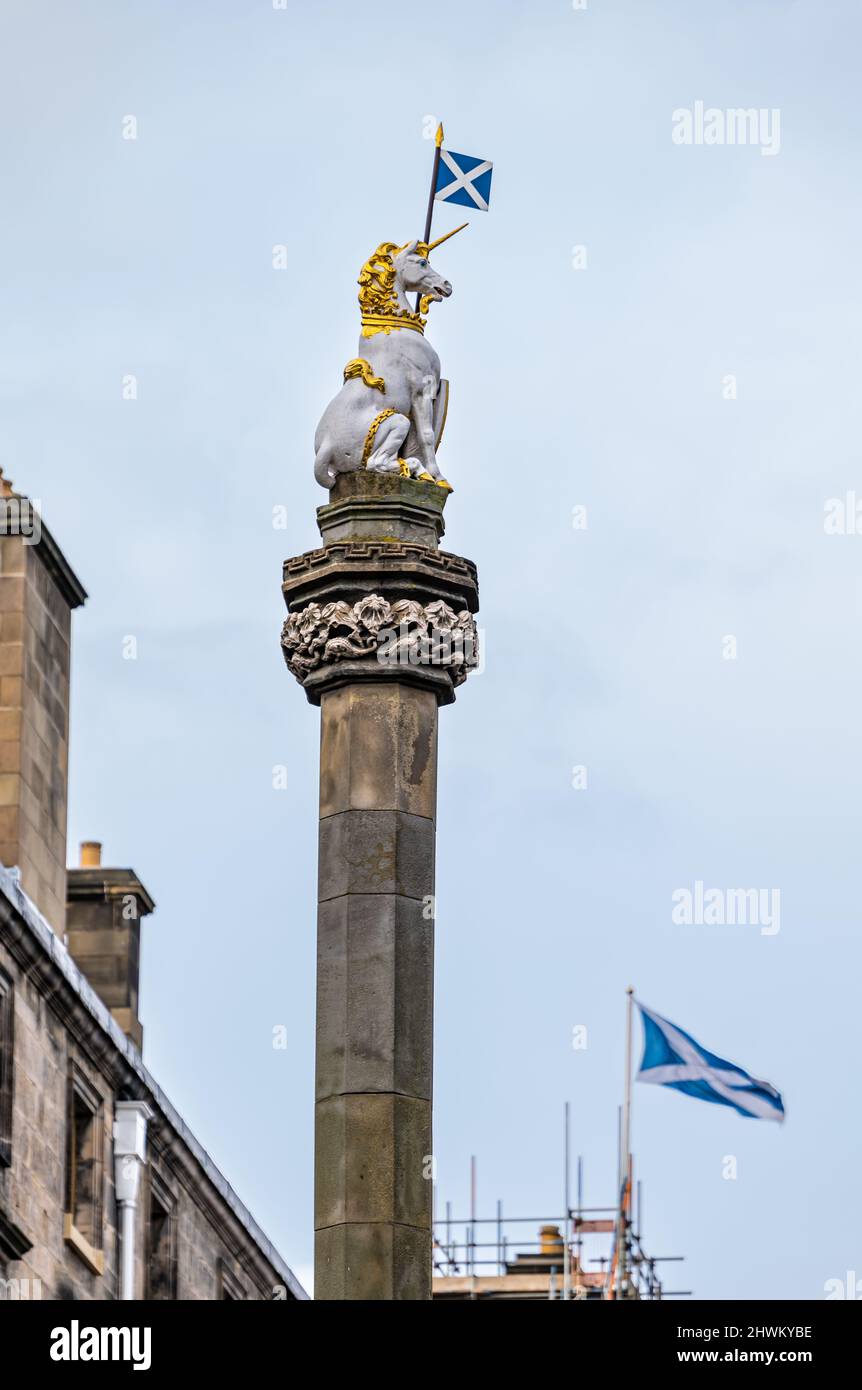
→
(540, 1224, 564, 1257)
(80, 840, 102, 867)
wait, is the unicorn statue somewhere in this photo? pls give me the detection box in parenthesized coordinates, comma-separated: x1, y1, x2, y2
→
(313, 225, 465, 493)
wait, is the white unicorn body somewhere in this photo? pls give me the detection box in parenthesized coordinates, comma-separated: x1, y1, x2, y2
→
(313, 239, 454, 492)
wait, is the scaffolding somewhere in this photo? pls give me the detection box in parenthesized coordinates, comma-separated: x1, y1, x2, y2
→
(431, 1115, 690, 1301)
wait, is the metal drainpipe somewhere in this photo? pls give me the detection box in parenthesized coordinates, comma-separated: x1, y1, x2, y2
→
(113, 1101, 154, 1300)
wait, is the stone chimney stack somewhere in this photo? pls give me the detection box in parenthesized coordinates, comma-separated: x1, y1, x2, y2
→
(66, 841, 155, 1052)
(0, 472, 87, 934)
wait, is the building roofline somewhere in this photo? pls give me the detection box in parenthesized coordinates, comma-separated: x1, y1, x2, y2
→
(0, 863, 309, 1301)
(66, 866, 157, 916)
(33, 514, 88, 609)
(0, 496, 89, 609)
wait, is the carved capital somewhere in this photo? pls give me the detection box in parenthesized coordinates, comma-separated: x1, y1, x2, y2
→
(281, 594, 479, 705)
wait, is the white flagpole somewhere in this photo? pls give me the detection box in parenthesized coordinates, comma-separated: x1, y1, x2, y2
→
(616, 986, 635, 1297)
(563, 1100, 571, 1301)
(623, 985, 634, 1186)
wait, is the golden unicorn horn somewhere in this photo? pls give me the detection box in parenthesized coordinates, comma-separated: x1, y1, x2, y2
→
(426, 221, 469, 253)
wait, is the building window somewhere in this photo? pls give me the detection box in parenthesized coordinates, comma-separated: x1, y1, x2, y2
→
(63, 1067, 104, 1275)
(146, 1173, 177, 1299)
(0, 971, 12, 1168)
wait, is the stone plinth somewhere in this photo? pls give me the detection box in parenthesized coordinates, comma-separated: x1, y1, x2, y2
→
(281, 473, 478, 1300)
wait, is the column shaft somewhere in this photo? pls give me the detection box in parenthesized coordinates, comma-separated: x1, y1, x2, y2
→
(314, 681, 437, 1300)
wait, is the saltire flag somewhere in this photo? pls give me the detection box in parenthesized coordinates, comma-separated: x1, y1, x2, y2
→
(434, 148, 493, 211)
(636, 1001, 785, 1122)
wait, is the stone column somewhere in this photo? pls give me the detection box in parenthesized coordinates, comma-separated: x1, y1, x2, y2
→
(281, 473, 478, 1301)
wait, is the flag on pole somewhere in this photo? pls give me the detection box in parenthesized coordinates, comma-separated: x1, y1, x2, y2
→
(635, 1001, 785, 1122)
(434, 148, 493, 211)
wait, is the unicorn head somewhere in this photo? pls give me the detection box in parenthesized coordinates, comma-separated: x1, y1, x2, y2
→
(357, 224, 466, 321)
(392, 240, 452, 305)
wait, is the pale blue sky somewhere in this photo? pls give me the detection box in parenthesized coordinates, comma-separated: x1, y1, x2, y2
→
(2, 0, 861, 1298)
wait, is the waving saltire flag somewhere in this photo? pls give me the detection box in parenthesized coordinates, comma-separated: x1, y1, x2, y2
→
(636, 1001, 785, 1122)
(434, 148, 493, 211)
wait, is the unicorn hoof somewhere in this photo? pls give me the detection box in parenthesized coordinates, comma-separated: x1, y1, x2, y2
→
(417, 472, 435, 483)
(435, 478, 454, 493)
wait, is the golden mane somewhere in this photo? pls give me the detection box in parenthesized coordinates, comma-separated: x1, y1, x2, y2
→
(357, 243, 402, 316)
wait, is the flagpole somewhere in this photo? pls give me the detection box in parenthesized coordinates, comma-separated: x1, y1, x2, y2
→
(617, 986, 635, 1297)
(415, 123, 444, 311)
(423, 123, 444, 246)
(623, 985, 634, 1190)
(563, 1100, 571, 1301)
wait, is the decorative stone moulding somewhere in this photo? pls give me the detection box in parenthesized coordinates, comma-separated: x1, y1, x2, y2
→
(281, 593, 479, 691)
(281, 473, 479, 706)
(282, 541, 478, 612)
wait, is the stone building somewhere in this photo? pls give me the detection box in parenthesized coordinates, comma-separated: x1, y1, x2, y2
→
(0, 480, 306, 1301)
